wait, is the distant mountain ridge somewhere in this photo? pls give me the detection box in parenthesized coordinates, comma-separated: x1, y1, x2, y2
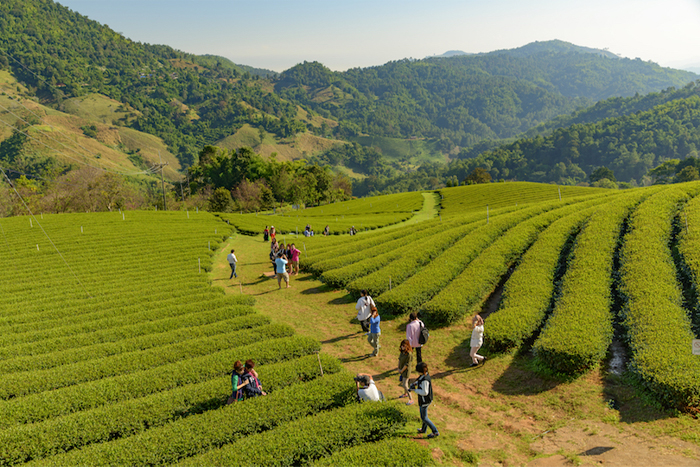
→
(2, 0, 699, 198)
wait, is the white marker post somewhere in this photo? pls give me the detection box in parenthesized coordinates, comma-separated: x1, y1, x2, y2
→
(30, 219, 33, 228)
(558, 187, 562, 201)
(198, 258, 201, 273)
(693, 340, 700, 355)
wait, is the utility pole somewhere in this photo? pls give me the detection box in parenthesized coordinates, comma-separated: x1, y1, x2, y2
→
(152, 153, 168, 211)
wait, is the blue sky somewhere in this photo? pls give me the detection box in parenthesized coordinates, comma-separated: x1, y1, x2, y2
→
(57, 0, 700, 73)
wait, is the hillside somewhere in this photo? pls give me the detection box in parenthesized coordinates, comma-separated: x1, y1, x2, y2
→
(449, 95, 700, 185)
(274, 40, 697, 148)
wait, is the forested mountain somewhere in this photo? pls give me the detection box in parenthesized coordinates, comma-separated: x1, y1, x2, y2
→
(0, 0, 309, 168)
(350, 93, 700, 195)
(274, 41, 696, 149)
(2, 0, 700, 204)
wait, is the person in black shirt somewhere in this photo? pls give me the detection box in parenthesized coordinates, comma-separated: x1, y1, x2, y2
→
(410, 361, 439, 438)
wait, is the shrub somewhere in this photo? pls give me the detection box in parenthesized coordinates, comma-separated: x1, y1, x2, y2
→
(177, 403, 408, 467)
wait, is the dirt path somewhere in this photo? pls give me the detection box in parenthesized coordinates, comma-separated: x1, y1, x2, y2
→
(212, 228, 700, 466)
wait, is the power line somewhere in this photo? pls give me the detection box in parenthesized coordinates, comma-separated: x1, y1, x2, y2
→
(0, 165, 92, 298)
(0, 48, 170, 162)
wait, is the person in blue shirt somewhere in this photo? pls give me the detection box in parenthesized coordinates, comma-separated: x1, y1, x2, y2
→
(367, 306, 381, 357)
(274, 252, 290, 289)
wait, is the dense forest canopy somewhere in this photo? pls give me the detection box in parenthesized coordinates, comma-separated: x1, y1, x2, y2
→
(1, 0, 699, 207)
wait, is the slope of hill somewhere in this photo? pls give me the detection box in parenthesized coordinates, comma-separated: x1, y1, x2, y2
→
(274, 40, 697, 149)
(449, 95, 700, 185)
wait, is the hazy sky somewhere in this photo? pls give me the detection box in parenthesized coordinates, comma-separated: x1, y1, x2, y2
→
(56, 0, 700, 73)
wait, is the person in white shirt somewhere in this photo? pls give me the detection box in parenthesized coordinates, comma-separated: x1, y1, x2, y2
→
(470, 314, 486, 367)
(355, 290, 375, 334)
(227, 249, 238, 279)
(355, 373, 382, 402)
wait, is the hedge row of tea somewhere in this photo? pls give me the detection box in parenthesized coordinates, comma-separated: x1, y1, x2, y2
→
(0, 211, 426, 465)
(298, 182, 700, 408)
(220, 191, 423, 235)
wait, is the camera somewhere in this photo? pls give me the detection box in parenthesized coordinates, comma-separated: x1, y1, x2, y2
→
(354, 374, 370, 385)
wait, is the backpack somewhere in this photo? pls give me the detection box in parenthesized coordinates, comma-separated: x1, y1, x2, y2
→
(419, 321, 429, 345)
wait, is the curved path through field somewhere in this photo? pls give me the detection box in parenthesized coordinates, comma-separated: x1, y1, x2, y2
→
(210, 197, 700, 466)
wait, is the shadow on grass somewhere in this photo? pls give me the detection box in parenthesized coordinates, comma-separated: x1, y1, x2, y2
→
(340, 355, 372, 363)
(300, 284, 334, 295)
(322, 333, 361, 344)
(329, 294, 354, 305)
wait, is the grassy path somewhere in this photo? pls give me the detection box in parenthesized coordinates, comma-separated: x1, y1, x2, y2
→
(209, 202, 700, 465)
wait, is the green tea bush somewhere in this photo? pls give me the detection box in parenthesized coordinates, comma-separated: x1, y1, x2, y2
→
(177, 403, 407, 467)
(422, 200, 600, 324)
(0, 354, 343, 466)
(312, 438, 432, 467)
(533, 191, 649, 374)
(32, 372, 355, 467)
(486, 207, 594, 350)
(376, 202, 564, 316)
(620, 185, 700, 408)
(0, 322, 291, 399)
(0, 335, 320, 427)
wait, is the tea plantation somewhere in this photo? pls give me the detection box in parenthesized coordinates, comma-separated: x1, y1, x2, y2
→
(302, 181, 700, 411)
(0, 211, 426, 466)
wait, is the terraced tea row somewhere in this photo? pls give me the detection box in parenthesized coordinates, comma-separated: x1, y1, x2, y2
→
(0, 210, 422, 465)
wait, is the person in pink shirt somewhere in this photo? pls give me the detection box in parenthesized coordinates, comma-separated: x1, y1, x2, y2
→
(289, 243, 301, 275)
(406, 312, 424, 363)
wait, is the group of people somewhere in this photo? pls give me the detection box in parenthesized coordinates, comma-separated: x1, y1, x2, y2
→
(225, 226, 489, 442)
(269, 239, 301, 289)
(263, 225, 276, 242)
(354, 288, 489, 440)
(229, 359, 266, 403)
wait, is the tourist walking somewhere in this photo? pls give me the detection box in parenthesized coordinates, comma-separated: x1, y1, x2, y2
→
(270, 226, 276, 242)
(227, 249, 238, 279)
(411, 361, 439, 439)
(263, 226, 269, 242)
(355, 290, 375, 333)
(323, 225, 330, 236)
(398, 339, 414, 405)
(367, 306, 381, 357)
(406, 312, 425, 363)
(470, 314, 486, 367)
